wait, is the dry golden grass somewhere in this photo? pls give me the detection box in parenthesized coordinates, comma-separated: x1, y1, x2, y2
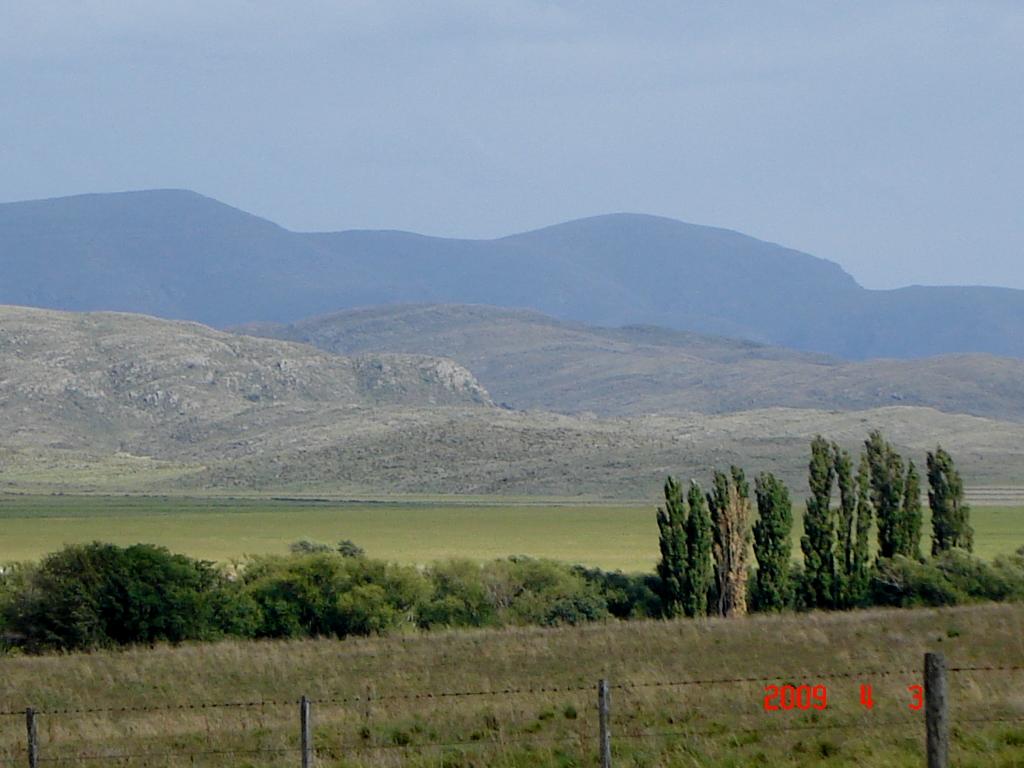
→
(2, 604, 1024, 766)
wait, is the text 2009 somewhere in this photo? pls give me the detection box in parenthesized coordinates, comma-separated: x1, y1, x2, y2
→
(763, 684, 828, 711)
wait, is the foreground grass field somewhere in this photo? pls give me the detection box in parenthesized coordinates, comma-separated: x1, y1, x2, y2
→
(1, 604, 1023, 766)
(2, 494, 1023, 570)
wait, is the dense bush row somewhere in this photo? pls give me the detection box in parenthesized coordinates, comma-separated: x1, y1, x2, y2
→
(2, 540, 1023, 653)
(0, 543, 639, 652)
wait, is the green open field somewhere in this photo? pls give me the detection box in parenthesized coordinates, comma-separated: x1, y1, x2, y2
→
(2, 494, 1023, 569)
(3, 495, 1024, 765)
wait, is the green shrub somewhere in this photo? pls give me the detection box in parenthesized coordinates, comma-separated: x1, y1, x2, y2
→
(540, 592, 608, 626)
(423, 558, 611, 629)
(241, 553, 428, 639)
(241, 554, 347, 638)
(488, 558, 609, 626)
(208, 580, 262, 639)
(990, 547, 1024, 601)
(336, 584, 397, 635)
(871, 550, 1024, 608)
(336, 540, 366, 558)
(872, 556, 966, 607)
(934, 549, 1022, 601)
(420, 559, 496, 629)
(289, 539, 333, 555)
(3, 543, 220, 651)
(573, 566, 662, 619)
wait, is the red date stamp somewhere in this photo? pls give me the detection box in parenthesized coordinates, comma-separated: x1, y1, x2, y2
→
(763, 684, 828, 711)
(763, 683, 925, 711)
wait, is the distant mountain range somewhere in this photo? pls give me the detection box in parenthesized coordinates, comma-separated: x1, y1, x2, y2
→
(3, 189, 1024, 359)
(240, 304, 1024, 422)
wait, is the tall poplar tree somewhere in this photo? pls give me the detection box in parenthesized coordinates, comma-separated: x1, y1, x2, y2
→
(901, 461, 923, 560)
(865, 430, 906, 559)
(656, 476, 687, 618)
(684, 481, 714, 617)
(801, 436, 836, 608)
(833, 445, 857, 605)
(709, 467, 751, 618)
(927, 447, 973, 554)
(850, 454, 874, 605)
(752, 472, 792, 612)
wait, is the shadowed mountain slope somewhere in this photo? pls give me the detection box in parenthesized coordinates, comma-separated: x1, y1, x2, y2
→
(240, 304, 1024, 422)
(2, 189, 1024, 358)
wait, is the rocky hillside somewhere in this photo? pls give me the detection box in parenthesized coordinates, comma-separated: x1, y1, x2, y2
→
(2, 306, 1023, 499)
(0, 306, 491, 456)
(242, 304, 1024, 421)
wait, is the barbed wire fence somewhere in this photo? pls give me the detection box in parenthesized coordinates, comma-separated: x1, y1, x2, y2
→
(3, 655, 1023, 767)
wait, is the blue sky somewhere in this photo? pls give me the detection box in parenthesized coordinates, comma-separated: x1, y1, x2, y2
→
(1, 1, 1021, 289)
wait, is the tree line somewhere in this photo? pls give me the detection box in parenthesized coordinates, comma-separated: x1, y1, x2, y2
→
(656, 430, 977, 617)
(0, 431, 1019, 654)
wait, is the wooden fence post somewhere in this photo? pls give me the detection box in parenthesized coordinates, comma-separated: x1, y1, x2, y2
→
(25, 708, 38, 768)
(598, 679, 611, 768)
(925, 653, 948, 768)
(300, 696, 313, 768)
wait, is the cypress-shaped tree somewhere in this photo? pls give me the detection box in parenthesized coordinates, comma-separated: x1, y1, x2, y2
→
(684, 481, 714, 617)
(927, 447, 973, 554)
(850, 453, 874, 605)
(833, 445, 857, 606)
(865, 430, 906, 559)
(656, 476, 687, 617)
(709, 467, 751, 618)
(752, 472, 793, 611)
(901, 460, 923, 560)
(801, 436, 836, 608)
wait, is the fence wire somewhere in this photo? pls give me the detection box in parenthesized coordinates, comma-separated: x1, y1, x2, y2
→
(3, 661, 1022, 765)
(5, 662, 1023, 716)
